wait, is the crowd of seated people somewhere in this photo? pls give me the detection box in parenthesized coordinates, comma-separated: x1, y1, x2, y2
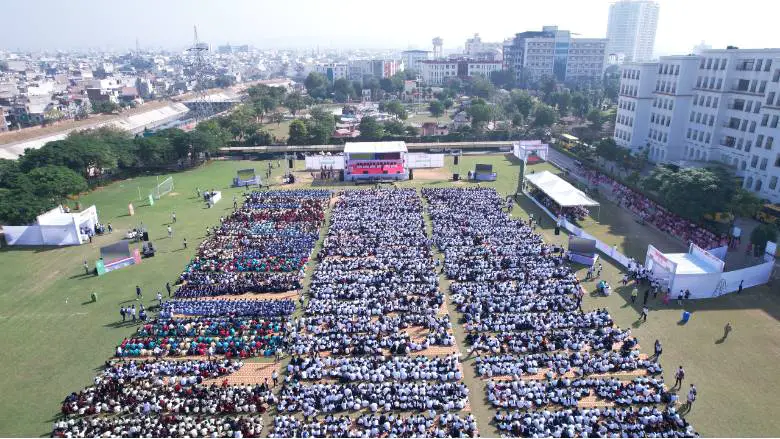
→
(269, 412, 478, 438)
(572, 164, 726, 250)
(176, 190, 330, 298)
(54, 190, 338, 437)
(423, 187, 696, 438)
(53, 357, 272, 437)
(277, 189, 475, 437)
(529, 188, 589, 222)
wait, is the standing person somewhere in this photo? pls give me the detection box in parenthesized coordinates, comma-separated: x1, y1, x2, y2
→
(677, 291, 684, 306)
(622, 274, 629, 286)
(596, 263, 603, 278)
(631, 287, 638, 303)
(156, 291, 163, 306)
(166, 282, 172, 297)
(686, 384, 697, 409)
(737, 280, 743, 294)
(196, 187, 201, 198)
(167, 225, 173, 238)
(107, 223, 113, 233)
(641, 306, 649, 322)
(208, 345, 215, 360)
(723, 322, 732, 340)
(654, 339, 662, 359)
(171, 211, 177, 223)
(83, 259, 90, 275)
(130, 305, 137, 322)
(233, 195, 238, 210)
(674, 366, 685, 388)
(183, 238, 188, 249)
(272, 370, 279, 387)
(120, 307, 126, 322)
(136, 285, 142, 301)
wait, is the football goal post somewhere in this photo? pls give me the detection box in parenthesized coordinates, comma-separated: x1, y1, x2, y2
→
(152, 176, 174, 199)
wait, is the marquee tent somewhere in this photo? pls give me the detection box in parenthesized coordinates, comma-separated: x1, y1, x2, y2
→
(525, 170, 600, 206)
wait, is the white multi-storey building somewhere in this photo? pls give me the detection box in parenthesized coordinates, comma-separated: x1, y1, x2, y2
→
(314, 63, 348, 82)
(401, 50, 430, 74)
(614, 48, 780, 202)
(606, 0, 660, 63)
(466, 61, 503, 78)
(504, 26, 607, 83)
(420, 61, 458, 85)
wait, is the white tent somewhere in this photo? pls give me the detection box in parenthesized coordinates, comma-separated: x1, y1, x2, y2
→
(525, 170, 600, 207)
(3, 205, 99, 246)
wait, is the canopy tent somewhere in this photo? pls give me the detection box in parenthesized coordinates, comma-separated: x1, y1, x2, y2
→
(525, 170, 600, 207)
(645, 243, 726, 298)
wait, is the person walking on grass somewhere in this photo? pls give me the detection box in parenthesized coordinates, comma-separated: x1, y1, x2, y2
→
(723, 322, 732, 340)
(686, 384, 697, 410)
(641, 306, 649, 322)
(167, 225, 173, 238)
(136, 285, 142, 301)
(130, 305, 137, 322)
(654, 339, 662, 359)
(171, 211, 177, 224)
(166, 282, 172, 297)
(183, 237, 188, 249)
(272, 370, 279, 387)
(631, 287, 638, 303)
(83, 259, 90, 275)
(120, 307, 126, 322)
(674, 366, 685, 388)
(156, 291, 163, 306)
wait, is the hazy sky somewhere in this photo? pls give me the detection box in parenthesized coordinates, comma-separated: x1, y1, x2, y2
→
(2, 0, 780, 55)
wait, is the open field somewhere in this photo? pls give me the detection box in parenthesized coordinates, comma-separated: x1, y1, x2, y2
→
(0, 154, 778, 436)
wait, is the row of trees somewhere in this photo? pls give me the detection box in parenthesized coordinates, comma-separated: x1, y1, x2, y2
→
(0, 125, 224, 224)
(303, 70, 418, 103)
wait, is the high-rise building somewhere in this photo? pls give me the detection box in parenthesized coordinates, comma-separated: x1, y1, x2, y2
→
(606, 0, 660, 63)
(614, 48, 780, 202)
(503, 26, 607, 84)
(401, 50, 431, 74)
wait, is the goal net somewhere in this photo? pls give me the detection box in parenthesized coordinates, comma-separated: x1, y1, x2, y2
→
(152, 176, 174, 199)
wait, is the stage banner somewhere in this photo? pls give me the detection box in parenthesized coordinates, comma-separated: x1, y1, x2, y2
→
(689, 243, 725, 273)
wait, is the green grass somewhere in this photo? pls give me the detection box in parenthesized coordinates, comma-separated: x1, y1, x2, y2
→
(261, 120, 292, 141)
(0, 154, 779, 436)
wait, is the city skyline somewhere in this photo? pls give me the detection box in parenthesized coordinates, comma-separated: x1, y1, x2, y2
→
(2, 0, 780, 56)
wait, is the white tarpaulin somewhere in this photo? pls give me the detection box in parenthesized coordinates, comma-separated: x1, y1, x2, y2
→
(407, 153, 444, 169)
(305, 155, 345, 170)
(513, 140, 549, 161)
(525, 171, 600, 207)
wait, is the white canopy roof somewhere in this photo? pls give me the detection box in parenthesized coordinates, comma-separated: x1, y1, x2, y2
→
(525, 170, 600, 207)
(344, 141, 407, 154)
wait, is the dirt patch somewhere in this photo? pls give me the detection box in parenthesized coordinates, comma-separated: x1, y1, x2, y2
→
(412, 167, 451, 181)
(168, 192, 180, 197)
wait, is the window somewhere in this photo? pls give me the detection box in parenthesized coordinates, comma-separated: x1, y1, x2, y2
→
(675, 65, 680, 75)
(700, 59, 706, 69)
(756, 59, 763, 71)
(721, 59, 727, 70)
(751, 156, 759, 168)
(766, 59, 772, 72)
(750, 80, 757, 92)
(706, 96, 712, 107)
(738, 138, 744, 149)
(750, 121, 756, 132)
(706, 58, 713, 69)
(746, 101, 753, 112)
(687, 128, 692, 139)
(773, 116, 780, 128)
(713, 97, 719, 108)
(706, 133, 711, 143)
(741, 120, 748, 131)
(773, 69, 780, 82)
(697, 113, 703, 123)
(755, 102, 761, 113)
(760, 158, 768, 170)
(757, 134, 764, 147)
(710, 77, 717, 89)
(767, 136, 774, 150)
(770, 176, 778, 190)
(776, 154, 780, 167)
(746, 141, 752, 152)
(762, 114, 770, 126)
(696, 77, 702, 87)
(767, 92, 776, 105)
(759, 80, 767, 93)
(669, 100, 674, 110)
(689, 112, 695, 122)
(717, 78, 723, 89)
(709, 115, 714, 126)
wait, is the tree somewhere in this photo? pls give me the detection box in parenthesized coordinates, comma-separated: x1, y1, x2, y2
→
(509, 90, 534, 118)
(307, 107, 336, 144)
(571, 92, 591, 118)
(551, 92, 572, 116)
(284, 92, 307, 116)
(0, 188, 55, 225)
(532, 103, 558, 127)
(466, 76, 495, 99)
(587, 109, 604, 130)
(442, 98, 454, 110)
(489, 68, 516, 90)
(288, 120, 309, 145)
(429, 100, 445, 118)
(383, 119, 406, 136)
(727, 187, 762, 218)
(135, 136, 174, 166)
(405, 126, 420, 136)
(304, 72, 329, 99)
(27, 165, 87, 202)
(91, 100, 119, 114)
(333, 78, 355, 103)
(595, 138, 621, 162)
(270, 112, 284, 126)
(384, 101, 408, 120)
(359, 116, 384, 141)
(511, 112, 524, 129)
(642, 167, 737, 220)
(468, 101, 492, 129)
(750, 224, 779, 254)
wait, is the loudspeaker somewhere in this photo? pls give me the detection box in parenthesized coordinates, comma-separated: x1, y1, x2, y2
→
(339, 170, 345, 181)
(453, 173, 460, 181)
(454, 155, 459, 165)
(288, 159, 294, 169)
(554, 226, 560, 235)
(409, 169, 414, 180)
